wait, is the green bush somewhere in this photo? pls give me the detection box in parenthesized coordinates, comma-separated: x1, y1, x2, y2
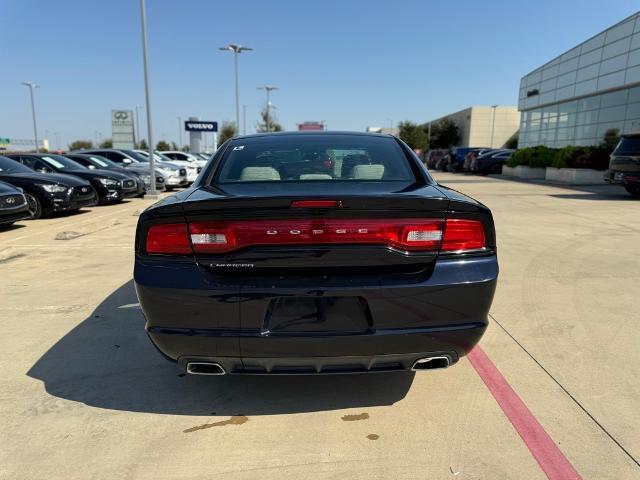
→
(507, 146, 557, 168)
(509, 145, 612, 171)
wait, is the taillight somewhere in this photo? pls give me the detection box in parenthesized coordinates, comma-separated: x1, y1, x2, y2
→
(143, 218, 486, 255)
(442, 219, 485, 251)
(145, 223, 191, 254)
(188, 219, 445, 253)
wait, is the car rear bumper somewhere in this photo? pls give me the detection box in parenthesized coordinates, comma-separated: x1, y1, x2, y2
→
(604, 169, 640, 184)
(135, 255, 498, 373)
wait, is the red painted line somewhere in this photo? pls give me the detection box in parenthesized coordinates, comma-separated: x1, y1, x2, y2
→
(467, 347, 582, 480)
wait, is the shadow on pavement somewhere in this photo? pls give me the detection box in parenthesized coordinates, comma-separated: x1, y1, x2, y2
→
(28, 280, 414, 416)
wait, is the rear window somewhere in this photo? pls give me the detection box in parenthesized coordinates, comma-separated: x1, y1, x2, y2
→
(214, 135, 416, 183)
(615, 137, 640, 154)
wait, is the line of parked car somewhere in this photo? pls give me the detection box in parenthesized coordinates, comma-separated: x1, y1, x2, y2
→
(0, 149, 211, 228)
(425, 147, 514, 175)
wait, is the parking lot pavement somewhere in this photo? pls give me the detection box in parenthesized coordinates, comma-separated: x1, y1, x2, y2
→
(1, 180, 638, 479)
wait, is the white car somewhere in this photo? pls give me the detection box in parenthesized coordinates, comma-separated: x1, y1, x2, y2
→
(134, 150, 198, 184)
(157, 151, 208, 183)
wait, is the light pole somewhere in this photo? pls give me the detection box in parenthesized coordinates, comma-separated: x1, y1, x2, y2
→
(135, 104, 142, 146)
(139, 0, 157, 196)
(177, 116, 182, 149)
(219, 43, 252, 133)
(490, 104, 498, 148)
(242, 104, 247, 135)
(257, 85, 279, 132)
(22, 82, 39, 152)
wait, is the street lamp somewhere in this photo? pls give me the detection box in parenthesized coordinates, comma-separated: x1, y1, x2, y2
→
(242, 104, 248, 135)
(490, 105, 498, 148)
(139, 0, 157, 196)
(22, 81, 39, 152)
(219, 43, 252, 133)
(257, 85, 279, 132)
(177, 116, 182, 148)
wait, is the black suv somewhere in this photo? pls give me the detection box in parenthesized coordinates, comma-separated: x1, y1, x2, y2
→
(605, 133, 640, 197)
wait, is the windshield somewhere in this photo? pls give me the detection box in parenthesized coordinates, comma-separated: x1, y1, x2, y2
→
(41, 155, 86, 170)
(0, 156, 34, 174)
(87, 156, 118, 168)
(215, 135, 415, 183)
(615, 137, 640, 154)
(121, 150, 151, 162)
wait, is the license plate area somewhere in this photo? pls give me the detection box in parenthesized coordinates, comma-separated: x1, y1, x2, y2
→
(263, 296, 373, 335)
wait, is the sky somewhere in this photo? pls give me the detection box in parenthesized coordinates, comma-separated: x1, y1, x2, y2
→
(2, 0, 638, 149)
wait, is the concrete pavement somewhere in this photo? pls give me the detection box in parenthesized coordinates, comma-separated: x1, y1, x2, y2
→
(0, 175, 638, 479)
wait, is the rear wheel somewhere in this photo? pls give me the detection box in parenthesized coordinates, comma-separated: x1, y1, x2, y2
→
(624, 183, 640, 197)
(25, 193, 42, 219)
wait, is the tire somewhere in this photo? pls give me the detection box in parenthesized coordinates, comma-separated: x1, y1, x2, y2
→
(490, 163, 502, 174)
(24, 192, 42, 219)
(624, 183, 640, 197)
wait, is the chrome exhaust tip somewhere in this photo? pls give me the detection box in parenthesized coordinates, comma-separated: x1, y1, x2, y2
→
(411, 356, 451, 371)
(186, 362, 226, 376)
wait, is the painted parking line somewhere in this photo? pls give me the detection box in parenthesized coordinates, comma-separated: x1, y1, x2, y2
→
(468, 347, 582, 480)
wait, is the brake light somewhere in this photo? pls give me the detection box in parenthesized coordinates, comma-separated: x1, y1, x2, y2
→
(290, 200, 343, 208)
(442, 219, 485, 251)
(145, 223, 191, 254)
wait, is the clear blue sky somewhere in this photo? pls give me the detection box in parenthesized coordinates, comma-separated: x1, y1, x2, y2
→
(2, 0, 637, 148)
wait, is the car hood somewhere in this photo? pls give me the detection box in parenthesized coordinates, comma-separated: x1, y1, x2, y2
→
(2, 171, 91, 187)
(0, 180, 21, 194)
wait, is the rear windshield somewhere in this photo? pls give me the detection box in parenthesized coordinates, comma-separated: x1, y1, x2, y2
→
(214, 135, 416, 183)
(615, 137, 640, 153)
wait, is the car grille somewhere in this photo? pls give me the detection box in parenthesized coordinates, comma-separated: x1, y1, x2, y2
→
(0, 193, 26, 209)
(179, 168, 186, 176)
(71, 185, 94, 199)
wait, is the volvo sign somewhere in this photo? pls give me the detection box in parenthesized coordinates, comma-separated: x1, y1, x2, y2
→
(185, 121, 218, 132)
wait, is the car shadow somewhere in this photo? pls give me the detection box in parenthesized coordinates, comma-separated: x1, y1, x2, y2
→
(27, 280, 415, 416)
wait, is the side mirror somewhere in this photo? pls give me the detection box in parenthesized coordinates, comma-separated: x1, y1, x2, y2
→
(122, 158, 132, 164)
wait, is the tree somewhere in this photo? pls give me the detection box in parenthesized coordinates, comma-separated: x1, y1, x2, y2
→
(171, 142, 179, 151)
(505, 131, 519, 149)
(600, 128, 621, 150)
(68, 140, 93, 151)
(256, 104, 283, 133)
(99, 138, 113, 148)
(398, 121, 427, 151)
(181, 145, 190, 152)
(156, 140, 171, 151)
(218, 121, 237, 144)
(137, 139, 148, 150)
(425, 118, 460, 149)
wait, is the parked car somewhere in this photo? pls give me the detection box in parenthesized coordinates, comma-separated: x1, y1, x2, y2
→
(160, 150, 206, 166)
(471, 149, 514, 175)
(604, 133, 640, 197)
(424, 149, 447, 169)
(462, 149, 496, 172)
(77, 148, 185, 190)
(0, 180, 31, 227)
(134, 132, 498, 376)
(445, 147, 490, 172)
(0, 156, 97, 218)
(64, 153, 146, 197)
(135, 150, 200, 184)
(5, 153, 138, 204)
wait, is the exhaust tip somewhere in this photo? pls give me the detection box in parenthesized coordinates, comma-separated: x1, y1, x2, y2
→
(411, 356, 451, 371)
(186, 362, 226, 376)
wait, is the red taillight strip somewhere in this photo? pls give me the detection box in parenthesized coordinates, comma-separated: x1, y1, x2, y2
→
(189, 218, 445, 253)
(144, 218, 486, 255)
(290, 200, 343, 208)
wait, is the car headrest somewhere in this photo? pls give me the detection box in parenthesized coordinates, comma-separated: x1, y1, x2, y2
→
(352, 164, 385, 180)
(299, 174, 333, 180)
(239, 166, 281, 181)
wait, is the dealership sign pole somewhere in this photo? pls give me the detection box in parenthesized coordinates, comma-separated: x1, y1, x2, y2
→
(140, 0, 156, 196)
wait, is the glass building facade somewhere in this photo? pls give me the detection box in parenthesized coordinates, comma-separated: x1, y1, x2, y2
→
(518, 12, 640, 148)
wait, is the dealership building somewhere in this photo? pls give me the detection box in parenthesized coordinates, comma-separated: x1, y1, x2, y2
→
(426, 106, 520, 148)
(518, 12, 640, 148)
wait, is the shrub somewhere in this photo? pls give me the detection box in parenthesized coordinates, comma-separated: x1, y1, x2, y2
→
(507, 146, 557, 168)
(551, 146, 610, 170)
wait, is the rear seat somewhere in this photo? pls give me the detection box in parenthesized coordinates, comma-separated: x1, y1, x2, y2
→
(352, 164, 385, 180)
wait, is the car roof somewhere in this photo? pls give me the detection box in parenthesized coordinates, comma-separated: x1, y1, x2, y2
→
(231, 131, 394, 141)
